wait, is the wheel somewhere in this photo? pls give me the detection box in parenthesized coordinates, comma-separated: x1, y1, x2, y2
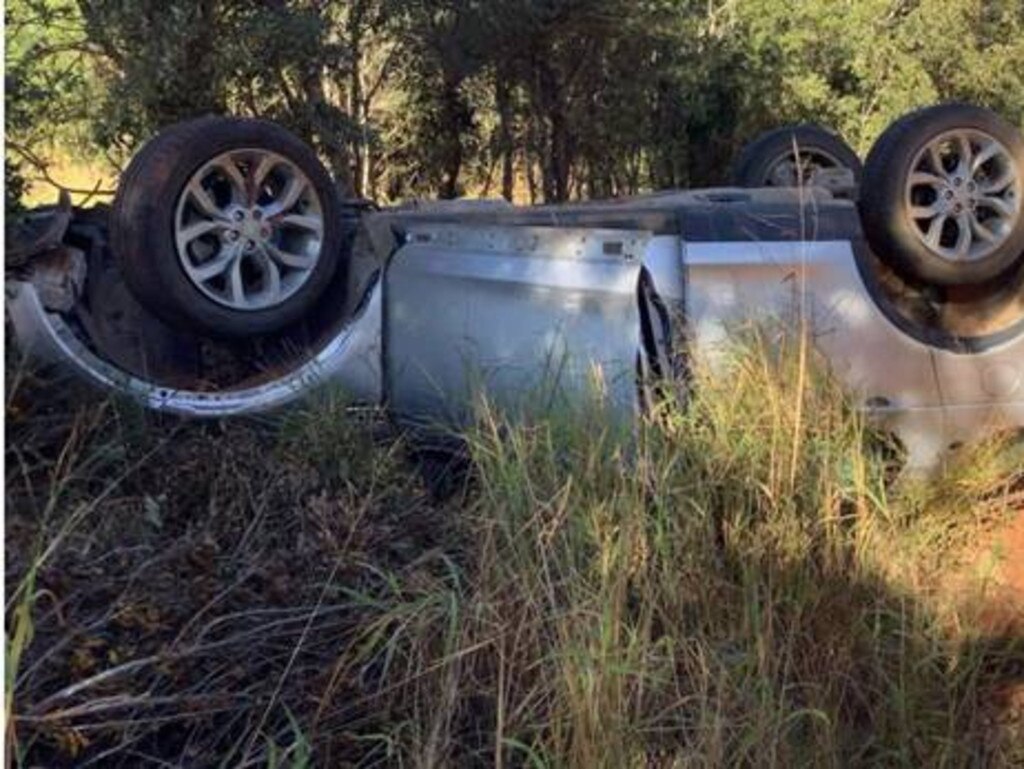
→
(112, 116, 344, 337)
(732, 124, 862, 195)
(859, 103, 1024, 287)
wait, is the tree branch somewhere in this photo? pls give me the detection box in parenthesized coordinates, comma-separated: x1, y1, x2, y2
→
(7, 140, 116, 198)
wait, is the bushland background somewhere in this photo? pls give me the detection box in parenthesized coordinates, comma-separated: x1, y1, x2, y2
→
(7, 0, 1024, 208)
(5, 1, 1024, 768)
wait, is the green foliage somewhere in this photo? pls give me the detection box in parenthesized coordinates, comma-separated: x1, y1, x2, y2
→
(5, 0, 1024, 201)
(5, 0, 107, 203)
(76, 1, 356, 178)
(6, 159, 28, 216)
(5, 0, 101, 146)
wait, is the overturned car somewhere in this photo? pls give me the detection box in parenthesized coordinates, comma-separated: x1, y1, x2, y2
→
(7, 103, 1024, 470)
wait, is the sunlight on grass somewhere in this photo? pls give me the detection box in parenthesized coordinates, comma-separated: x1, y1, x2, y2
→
(327, 330, 1023, 767)
(6, 332, 1022, 766)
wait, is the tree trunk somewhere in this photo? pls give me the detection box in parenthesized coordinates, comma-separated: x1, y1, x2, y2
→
(301, 67, 352, 194)
(347, 2, 366, 198)
(438, 78, 465, 199)
(495, 70, 515, 201)
(549, 104, 570, 202)
(535, 60, 570, 203)
(525, 145, 537, 205)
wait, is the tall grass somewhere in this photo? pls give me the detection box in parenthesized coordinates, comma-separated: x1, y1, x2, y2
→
(330, 327, 1023, 767)
(6, 330, 1023, 767)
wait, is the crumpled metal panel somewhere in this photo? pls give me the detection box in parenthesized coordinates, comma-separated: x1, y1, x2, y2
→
(5, 191, 72, 267)
(28, 247, 86, 312)
(384, 224, 647, 423)
(6, 277, 384, 415)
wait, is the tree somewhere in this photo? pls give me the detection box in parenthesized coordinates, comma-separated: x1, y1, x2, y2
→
(5, 0, 108, 206)
(7, 0, 1024, 207)
(75, 0, 357, 188)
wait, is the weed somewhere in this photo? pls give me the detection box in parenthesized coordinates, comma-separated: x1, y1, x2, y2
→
(5, 332, 1022, 767)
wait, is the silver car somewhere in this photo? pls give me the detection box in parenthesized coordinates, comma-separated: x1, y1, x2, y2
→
(8, 103, 1024, 471)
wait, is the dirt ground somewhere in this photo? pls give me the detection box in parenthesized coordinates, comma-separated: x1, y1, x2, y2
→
(974, 510, 1024, 634)
(969, 508, 1024, 751)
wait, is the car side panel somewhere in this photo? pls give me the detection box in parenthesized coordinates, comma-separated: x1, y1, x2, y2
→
(683, 239, 977, 467)
(384, 224, 646, 423)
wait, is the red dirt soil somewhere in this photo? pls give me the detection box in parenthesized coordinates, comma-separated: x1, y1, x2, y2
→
(970, 509, 1024, 755)
(975, 511, 1024, 635)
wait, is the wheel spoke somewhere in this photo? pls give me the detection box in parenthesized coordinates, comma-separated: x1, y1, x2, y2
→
(228, 253, 246, 305)
(277, 214, 323, 235)
(187, 181, 227, 220)
(188, 244, 239, 282)
(980, 168, 1016, 194)
(978, 195, 1016, 217)
(909, 171, 945, 190)
(265, 242, 315, 269)
(909, 203, 941, 219)
(971, 140, 1001, 175)
(924, 214, 948, 249)
(952, 213, 972, 258)
(263, 175, 307, 218)
(251, 154, 278, 191)
(178, 219, 226, 245)
(254, 246, 282, 300)
(954, 133, 974, 177)
(767, 159, 797, 187)
(212, 156, 249, 205)
(970, 215, 997, 243)
(927, 144, 945, 176)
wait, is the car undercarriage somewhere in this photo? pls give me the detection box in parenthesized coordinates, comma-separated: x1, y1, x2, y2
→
(7, 104, 1024, 472)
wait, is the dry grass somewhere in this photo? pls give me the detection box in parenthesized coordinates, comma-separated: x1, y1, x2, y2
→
(18, 150, 117, 208)
(5, 329, 1023, 767)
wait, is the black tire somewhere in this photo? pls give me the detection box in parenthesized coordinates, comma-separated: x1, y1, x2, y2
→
(732, 124, 862, 194)
(112, 116, 345, 337)
(859, 103, 1024, 287)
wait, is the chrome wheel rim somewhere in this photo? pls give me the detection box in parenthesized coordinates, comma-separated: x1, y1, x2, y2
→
(762, 148, 843, 187)
(905, 129, 1020, 263)
(174, 149, 324, 311)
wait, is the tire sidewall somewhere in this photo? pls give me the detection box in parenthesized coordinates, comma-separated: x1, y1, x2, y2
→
(115, 117, 344, 337)
(861, 104, 1024, 287)
(733, 124, 863, 188)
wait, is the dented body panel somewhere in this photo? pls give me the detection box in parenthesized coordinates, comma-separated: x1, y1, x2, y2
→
(7, 187, 1023, 469)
